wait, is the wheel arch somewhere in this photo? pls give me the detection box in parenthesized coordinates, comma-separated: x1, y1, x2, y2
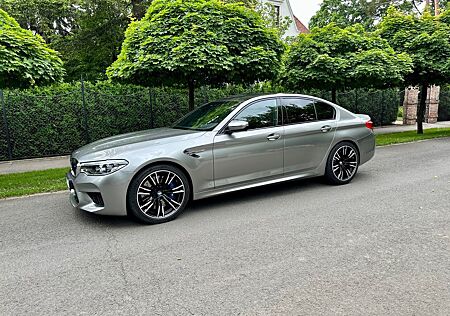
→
(126, 160, 194, 215)
(331, 139, 361, 163)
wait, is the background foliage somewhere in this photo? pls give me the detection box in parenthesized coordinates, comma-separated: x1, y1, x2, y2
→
(0, 8, 65, 88)
(378, 6, 450, 132)
(0, 82, 400, 161)
(282, 23, 412, 101)
(107, 0, 284, 110)
(310, 0, 449, 30)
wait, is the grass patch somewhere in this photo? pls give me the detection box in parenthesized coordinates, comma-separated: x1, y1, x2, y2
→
(0, 168, 68, 199)
(376, 128, 450, 146)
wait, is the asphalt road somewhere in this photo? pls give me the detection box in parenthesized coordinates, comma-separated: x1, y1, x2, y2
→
(1, 139, 449, 315)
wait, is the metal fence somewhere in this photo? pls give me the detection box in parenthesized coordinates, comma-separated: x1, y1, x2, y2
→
(0, 83, 404, 161)
(0, 83, 191, 161)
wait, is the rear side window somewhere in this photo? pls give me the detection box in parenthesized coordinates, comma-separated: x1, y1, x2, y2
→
(315, 101, 336, 121)
(282, 98, 317, 125)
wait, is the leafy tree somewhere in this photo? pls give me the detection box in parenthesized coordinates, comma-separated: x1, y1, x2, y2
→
(0, 9, 65, 88)
(309, 0, 446, 30)
(52, 0, 130, 81)
(222, 0, 291, 37)
(0, 0, 142, 81)
(378, 7, 450, 133)
(222, 0, 257, 7)
(130, 0, 154, 19)
(282, 23, 412, 103)
(0, 0, 77, 42)
(107, 0, 284, 110)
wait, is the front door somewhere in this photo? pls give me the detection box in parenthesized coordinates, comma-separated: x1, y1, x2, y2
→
(213, 98, 283, 188)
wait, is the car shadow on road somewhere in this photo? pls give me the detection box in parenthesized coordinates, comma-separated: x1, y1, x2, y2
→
(187, 177, 325, 214)
(71, 173, 368, 227)
(187, 171, 371, 216)
(72, 207, 139, 227)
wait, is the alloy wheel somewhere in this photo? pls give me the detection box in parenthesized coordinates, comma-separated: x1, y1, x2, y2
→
(331, 145, 358, 182)
(136, 170, 185, 219)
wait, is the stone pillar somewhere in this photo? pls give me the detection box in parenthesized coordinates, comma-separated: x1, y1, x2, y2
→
(403, 87, 419, 125)
(425, 85, 440, 123)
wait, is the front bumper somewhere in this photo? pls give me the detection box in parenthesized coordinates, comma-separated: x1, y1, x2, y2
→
(66, 170, 131, 216)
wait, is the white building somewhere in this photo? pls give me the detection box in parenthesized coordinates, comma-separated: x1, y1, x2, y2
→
(260, 0, 309, 37)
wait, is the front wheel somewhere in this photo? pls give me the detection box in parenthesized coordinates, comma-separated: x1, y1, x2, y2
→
(325, 142, 359, 185)
(127, 165, 191, 224)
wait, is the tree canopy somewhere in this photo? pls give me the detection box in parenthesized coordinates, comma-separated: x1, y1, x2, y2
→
(51, 0, 130, 81)
(282, 23, 412, 102)
(0, 8, 65, 88)
(309, 0, 446, 30)
(0, 0, 142, 81)
(107, 0, 284, 110)
(378, 6, 450, 133)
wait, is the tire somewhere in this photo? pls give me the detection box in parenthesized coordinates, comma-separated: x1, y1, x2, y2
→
(325, 142, 359, 185)
(127, 164, 191, 224)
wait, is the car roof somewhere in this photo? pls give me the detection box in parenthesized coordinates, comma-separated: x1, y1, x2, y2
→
(218, 93, 329, 104)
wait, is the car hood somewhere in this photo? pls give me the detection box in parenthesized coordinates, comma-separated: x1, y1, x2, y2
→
(72, 128, 205, 161)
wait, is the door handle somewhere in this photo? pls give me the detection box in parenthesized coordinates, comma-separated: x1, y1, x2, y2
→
(267, 133, 281, 141)
(321, 125, 332, 133)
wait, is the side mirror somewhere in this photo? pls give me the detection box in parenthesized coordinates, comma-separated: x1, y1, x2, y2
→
(226, 120, 249, 134)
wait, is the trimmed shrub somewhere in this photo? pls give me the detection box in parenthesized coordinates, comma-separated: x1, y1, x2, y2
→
(0, 82, 400, 161)
(335, 89, 401, 126)
(0, 82, 264, 160)
(438, 86, 450, 121)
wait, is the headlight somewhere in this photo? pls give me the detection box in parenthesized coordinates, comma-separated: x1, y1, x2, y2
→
(79, 160, 129, 176)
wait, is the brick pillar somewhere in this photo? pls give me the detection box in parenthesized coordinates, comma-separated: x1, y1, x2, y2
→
(425, 85, 440, 123)
(403, 87, 419, 125)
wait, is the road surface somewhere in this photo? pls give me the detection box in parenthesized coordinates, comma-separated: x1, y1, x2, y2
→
(1, 139, 449, 315)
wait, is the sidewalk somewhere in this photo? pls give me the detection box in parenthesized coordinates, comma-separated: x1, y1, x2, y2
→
(0, 155, 69, 175)
(1, 121, 449, 175)
(374, 120, 450, 135)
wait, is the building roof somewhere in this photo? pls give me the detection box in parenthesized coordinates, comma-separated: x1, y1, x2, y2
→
(294, 16, 309, 34)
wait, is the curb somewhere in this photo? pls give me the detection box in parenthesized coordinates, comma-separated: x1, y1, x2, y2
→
(0, 191, 66, 201)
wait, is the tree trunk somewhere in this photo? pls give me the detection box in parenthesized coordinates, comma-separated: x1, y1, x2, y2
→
(188, 79, 195, 111)
(434, 0, 440, 15)
(331, 88, 337, 104)
(417, 82, 428, 135)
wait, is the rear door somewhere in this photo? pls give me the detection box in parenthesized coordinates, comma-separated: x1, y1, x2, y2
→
(282, 98, 337, 174)
(213, 98, 284, 188)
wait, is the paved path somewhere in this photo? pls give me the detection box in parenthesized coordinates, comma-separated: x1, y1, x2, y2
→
(0, 155, 69, 175)
(1, 121, 450, 175)
(375, 120, 450, 134)
(0, 139, 449, 315)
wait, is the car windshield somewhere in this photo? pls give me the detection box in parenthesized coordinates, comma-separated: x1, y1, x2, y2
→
(173, 99, 242, 131)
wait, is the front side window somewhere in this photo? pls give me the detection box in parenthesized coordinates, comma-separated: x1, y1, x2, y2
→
(234, 99, 278, 130)
(282, 98, 317, 125)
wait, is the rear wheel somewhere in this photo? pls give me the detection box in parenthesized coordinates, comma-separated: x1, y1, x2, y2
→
(127, 165, 191, 224)
(325, 142, 359, 185)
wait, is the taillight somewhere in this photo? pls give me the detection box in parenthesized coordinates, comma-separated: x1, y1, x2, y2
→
(365, 120, 374, 130)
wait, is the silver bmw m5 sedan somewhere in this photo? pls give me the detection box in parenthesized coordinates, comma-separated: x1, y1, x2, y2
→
(67, 94, 375, 224)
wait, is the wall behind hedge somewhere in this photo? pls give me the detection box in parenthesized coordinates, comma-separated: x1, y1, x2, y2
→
(0, 82, 399, 161)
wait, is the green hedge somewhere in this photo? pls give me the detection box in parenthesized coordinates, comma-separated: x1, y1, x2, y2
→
(438, 86, 450, 121)
(0, 82, 399, 161)
(335, 89, 401, 126)
(0, 82, 265, 160)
